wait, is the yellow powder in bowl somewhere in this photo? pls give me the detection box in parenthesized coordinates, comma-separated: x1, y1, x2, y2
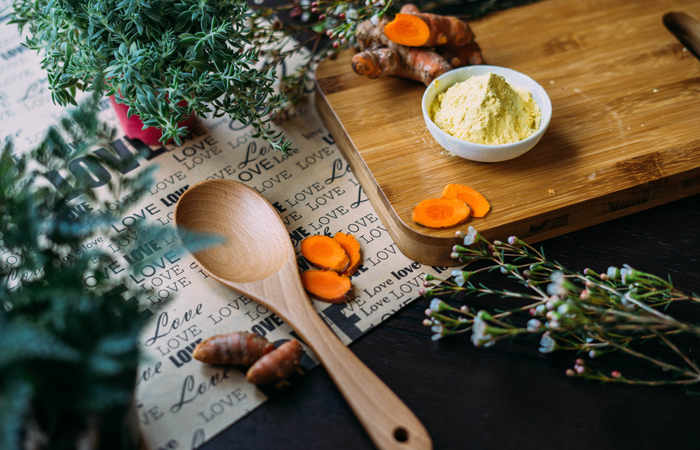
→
(429, 72, 541, 145)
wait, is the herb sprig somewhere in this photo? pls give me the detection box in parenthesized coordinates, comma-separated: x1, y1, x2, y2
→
(422, 227, 700, 386)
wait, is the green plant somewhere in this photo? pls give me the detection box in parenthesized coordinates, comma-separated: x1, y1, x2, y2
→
(0, 86, 158, 449)
(10, 0, 288, 149)
(9, 0, 542, 149)
(422, 227, 700, 386)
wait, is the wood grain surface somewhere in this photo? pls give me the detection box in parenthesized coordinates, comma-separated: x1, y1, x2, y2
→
(314, 0, 700, 266)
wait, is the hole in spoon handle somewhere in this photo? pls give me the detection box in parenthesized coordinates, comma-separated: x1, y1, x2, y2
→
(394, 427, 409, 443)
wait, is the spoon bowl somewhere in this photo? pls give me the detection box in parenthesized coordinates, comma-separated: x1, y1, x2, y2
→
(174, 180, 289, 282)
(175, 179, 432, 450)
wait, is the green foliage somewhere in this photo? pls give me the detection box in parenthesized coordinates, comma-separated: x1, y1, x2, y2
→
(10, 0, 288, 150)
(0, 86, 146, 450)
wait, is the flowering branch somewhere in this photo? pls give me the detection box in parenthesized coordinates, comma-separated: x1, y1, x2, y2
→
(421, 227, 700, 386)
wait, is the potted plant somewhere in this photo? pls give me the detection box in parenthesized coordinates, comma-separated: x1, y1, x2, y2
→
(9, 0, 288, 148)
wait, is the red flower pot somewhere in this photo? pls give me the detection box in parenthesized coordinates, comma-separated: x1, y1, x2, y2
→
(109, 96, 196, 146)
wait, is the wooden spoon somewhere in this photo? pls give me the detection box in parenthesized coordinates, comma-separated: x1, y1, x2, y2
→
(174, 179, 432, 450)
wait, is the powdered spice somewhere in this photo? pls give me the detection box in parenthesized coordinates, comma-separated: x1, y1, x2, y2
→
(430, 73, 541, 145)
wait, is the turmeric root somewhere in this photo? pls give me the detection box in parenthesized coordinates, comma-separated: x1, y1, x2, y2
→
(193, 331, 274, 366)
(353, 7, 483, 85)
(437, 41, 484, 67)
(352, 47, 452, 85)
(333, 232, 362, 276)
(412, 197, 472, 228)
(441, 183, 491, 218)
(246, 339, 305, 385)
(301, 270, 354, 303)
(384, 5, 474, 48)
(355, 17, 391, 51)
(300, 235, 349, 272)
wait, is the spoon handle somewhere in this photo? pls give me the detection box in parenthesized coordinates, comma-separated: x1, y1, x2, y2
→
(284, 283, 433, 450)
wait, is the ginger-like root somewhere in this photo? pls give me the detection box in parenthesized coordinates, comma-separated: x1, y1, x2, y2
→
(441, 183, 491, 218)
(352, 6, 483, 86)
(246, 339, 305, 385)
(352, 47, 452, 85)
(300, 235, 350, 272)
(355, 17, 391, 51)
(333, 232, 362, 276)
(384, 4, 475, 48)
(193, 331, 274, 366)
(301, 270, 354, 303)
(412, 197, 472, 229)
(437, 41, 484, 67)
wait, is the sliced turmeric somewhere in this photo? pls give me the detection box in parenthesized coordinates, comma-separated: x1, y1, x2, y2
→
(333, 232, 362, 276)
(246, 339, 305, 385)
(301, 270, 354, 303)
(193, 331, 274, 366)
(441, 183, 491, 218)
(384, 9, 474, 48)
(300, 235, 349, 272)
(412, 197, 472, 229)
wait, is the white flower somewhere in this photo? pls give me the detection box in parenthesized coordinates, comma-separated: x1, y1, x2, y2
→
(346, 8, 358, 20)
(454, 275, 465, 286)
(547, 271, 566, 296)
(607, 266, 620, 280)
(526, 319, 541, 332)
(463, 226, 477, 246)
(369, 14, 379, 25)
(430, 299, 447, 312)
(471, 316, 494, 347)
(539, 334, 557, 353)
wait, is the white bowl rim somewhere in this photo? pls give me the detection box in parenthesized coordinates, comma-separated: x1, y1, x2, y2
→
(421, 65, 552, 151)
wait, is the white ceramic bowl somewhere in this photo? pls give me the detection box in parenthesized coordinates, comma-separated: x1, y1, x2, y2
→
(422, 65, 552, 163)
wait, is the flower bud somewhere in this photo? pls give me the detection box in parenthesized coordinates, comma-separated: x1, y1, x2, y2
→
(607, 266, 620, 280)
(611, 370, 622, 378)
(477, 310, 494, 320)
(566, 368, 576, 377)
(430, 299, 447, 312)
(575, 358, 585, 366)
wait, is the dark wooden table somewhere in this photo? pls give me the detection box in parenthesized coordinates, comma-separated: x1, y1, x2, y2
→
(203, 194, 700, 450)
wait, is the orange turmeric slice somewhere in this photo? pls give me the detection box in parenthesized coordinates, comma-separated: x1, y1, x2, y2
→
(301, 270, 353, 304)
(384, 12, 473, 48)
(333, 232, 362, 276)
(300, 235, 349, 272)
(441, 183, 491, 218)
(412, 197, 472, 229)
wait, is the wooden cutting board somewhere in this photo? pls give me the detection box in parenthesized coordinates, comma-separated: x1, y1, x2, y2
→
(314, 0, 700, 266)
